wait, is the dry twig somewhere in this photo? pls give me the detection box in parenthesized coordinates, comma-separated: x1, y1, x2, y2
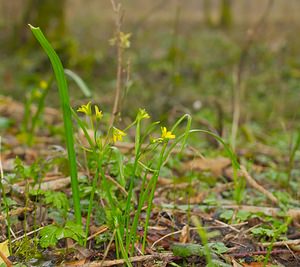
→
(231, 0, 274, 149)
(240, 165, 278, 205)
(109, 0, 124, 129)
(82, 252, 177, 267)
(0, 250, 12, 267)
(261, 239, 300, 248)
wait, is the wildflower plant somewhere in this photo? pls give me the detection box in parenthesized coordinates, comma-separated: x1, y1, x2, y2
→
(74, 100, 192, 258)
(29, 23, 241, 265)
(22, 79, 51, 145)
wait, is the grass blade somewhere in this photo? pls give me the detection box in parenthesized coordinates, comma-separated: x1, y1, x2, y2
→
(64, 69, 92, 98)
(29, 25, 82, 225)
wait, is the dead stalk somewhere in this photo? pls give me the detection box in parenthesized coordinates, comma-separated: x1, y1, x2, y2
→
(231, 0, 274, 149)
(109, 0, 124, 129)
(240, 165, 278, 205)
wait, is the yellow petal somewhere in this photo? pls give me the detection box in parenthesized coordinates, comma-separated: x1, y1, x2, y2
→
(161, 127, 175, 140)
(95, 105, 103, 120)
(77, 102, 92, 115)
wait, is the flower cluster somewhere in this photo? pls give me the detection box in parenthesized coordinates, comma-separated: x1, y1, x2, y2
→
(137, 108, 150, 121)
(109, 32, 132, 49)
(77, 102, 102, 120)
(77, 102, 126, 143)
(112, 127, 126, 143)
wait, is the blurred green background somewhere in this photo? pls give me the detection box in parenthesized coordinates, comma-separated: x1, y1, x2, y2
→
(1, 0, 300, 144)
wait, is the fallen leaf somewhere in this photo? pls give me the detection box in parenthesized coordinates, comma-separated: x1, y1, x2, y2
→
(179, 225, 189, 244)
(184, 157, 231, 177)
(0, 240, 10, 265)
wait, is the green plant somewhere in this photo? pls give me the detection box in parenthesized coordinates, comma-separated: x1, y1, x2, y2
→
(27, 17, 243, 265)
(21, 79, 51, 145)
(188, 129, 243, 203)
(191, 216, 213, 267)
(73, 100, 193, 259)
(30, 25, 82, 225)
(287, 131, 300, 185)
(0, 137, 12, 254)
(263, 217, 291, 266)
(39, 221, 85, 248)
(13, 237, 41, 262)
(71, 101, 132, 264)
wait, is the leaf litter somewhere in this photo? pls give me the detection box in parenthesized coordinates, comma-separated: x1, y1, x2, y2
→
(1, 97, 300, 266)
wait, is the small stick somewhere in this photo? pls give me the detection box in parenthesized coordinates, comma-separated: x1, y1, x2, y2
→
(82, 252, 177, 267)
(105, 175, 127, 196)
(0, 250, 12, 267)
(11, 226, 44, 243)
(261, 239, 300, 248)
(109, 0, 124, 129)
(151, 221, 248, 249)
(151, 228, 196, 249)
(87, 225, 109, 242)
(240, 165, 278, 205)
(213, 219, 240, 233)
(99, 229, 116, 267)
(229, 249, 291, 258)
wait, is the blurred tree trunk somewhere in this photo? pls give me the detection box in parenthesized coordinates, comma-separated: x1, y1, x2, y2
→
(219, 0, 232, 28)
(13, 0, 66, 48)
(203, 0, 212, 26)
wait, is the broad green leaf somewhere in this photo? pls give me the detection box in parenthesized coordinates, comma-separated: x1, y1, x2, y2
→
(219, 210, 234, 221)
(40, 225, 61, 248)
(171, 243, 204, 257)
(208, 242, 228, 254)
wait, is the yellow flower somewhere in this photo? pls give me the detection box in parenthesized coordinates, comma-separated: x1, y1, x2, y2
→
(109, 32, 131, 49)
(161, 127, 175, 140)
(112, 127, 126, 143)
(39, 80, 48, 90)
(94, 105, 103, 120)
(119, 32, 131, 48)
(77, 102, 92, 116)
(137, 108, 150, 120)
(151, 127, 176, 144)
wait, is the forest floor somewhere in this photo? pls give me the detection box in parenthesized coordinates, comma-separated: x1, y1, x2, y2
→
(1, 1, 300, 267)
(1, 93, 300, 267)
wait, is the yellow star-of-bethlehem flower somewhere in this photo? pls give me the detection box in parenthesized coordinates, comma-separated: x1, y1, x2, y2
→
(77, 102, 92, 116)
(112, 127, 126, 143)
(94, 105, 103, 120)
(119, 32, 131, 48)
(137, 108, 150, 120)
(161, 127, 175, 140)
(109, 32, 131, 49)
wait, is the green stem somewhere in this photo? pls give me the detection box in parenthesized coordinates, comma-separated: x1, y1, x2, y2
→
(128, 169, 153, 255)
(142, 143, 167, 252)
(84, 154, 101, 247)
(124, 119, 142, 249)
(28, 78, 52, 146)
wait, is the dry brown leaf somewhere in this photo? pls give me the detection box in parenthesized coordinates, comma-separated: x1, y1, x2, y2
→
(0, 95, 60, 124)
(179, 225, 189, 243)
(183, 157, 231, 177)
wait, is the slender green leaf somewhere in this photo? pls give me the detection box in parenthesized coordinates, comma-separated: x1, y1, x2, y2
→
(64, 69, 92, 97)
(29, 25, 82, 225)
